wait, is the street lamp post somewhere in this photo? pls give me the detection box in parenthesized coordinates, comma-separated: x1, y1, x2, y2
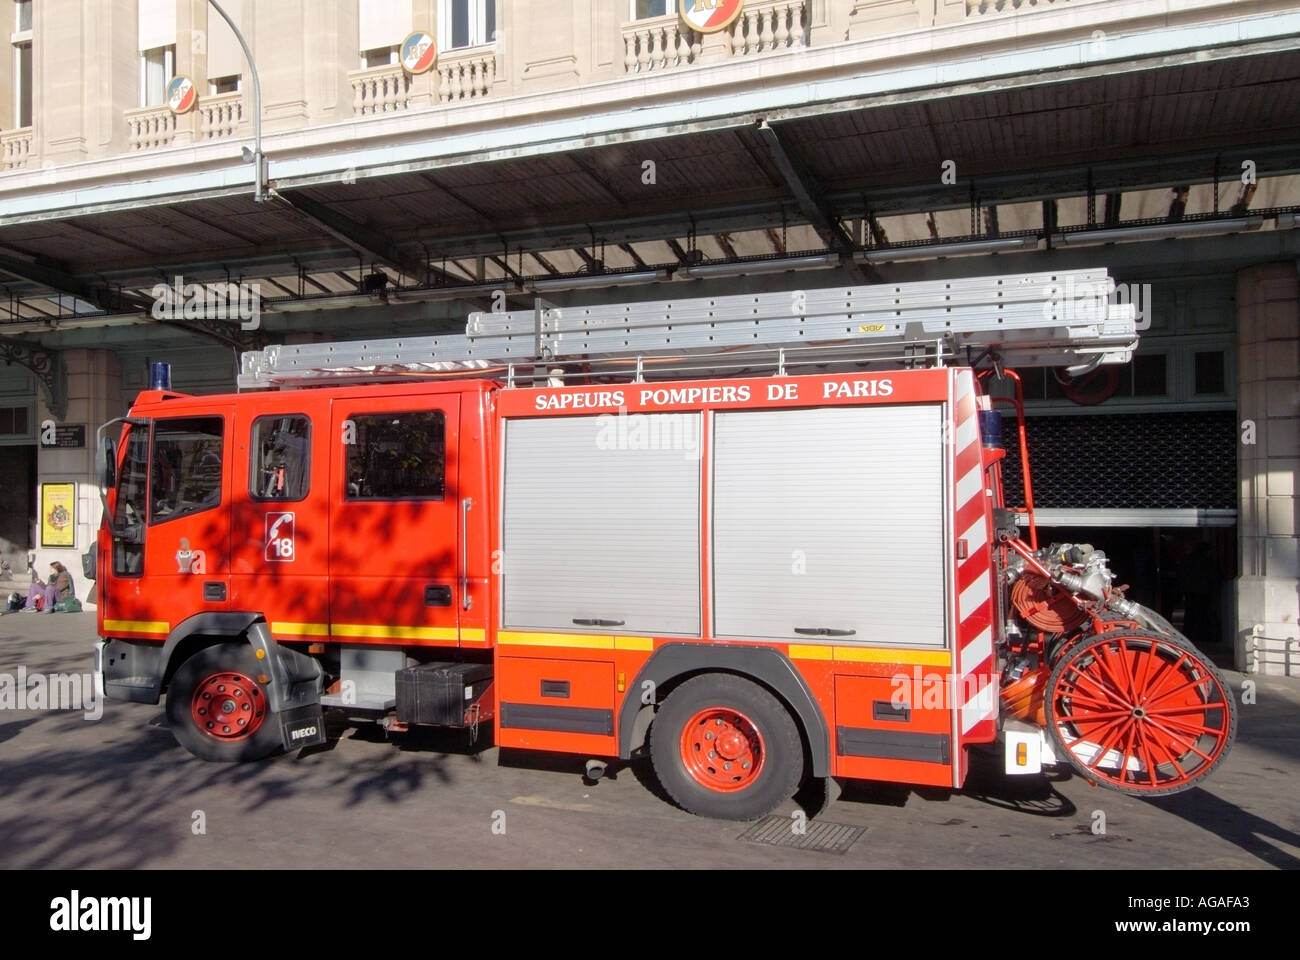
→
(208, 0, 265, 202)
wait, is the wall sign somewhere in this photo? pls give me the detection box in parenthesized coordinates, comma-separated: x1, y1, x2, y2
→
(40, 482, 76, 548)
(41, 424, 87, 448)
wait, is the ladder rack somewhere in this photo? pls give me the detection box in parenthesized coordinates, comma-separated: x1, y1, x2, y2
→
(237, 268, 1137, 389)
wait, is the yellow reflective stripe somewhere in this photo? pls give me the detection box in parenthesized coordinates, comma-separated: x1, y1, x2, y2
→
(271, 622, 330, 637)
(788, 644, 834, 660)
(614, 635, 654, 651)
(831, 646, 952, 667)
(271, 623, 485, 643)
(331, 624, 460, 641)
(788, 643, 951, 666)
(103, 618, 169, 634)
(497, 631, 614, 649)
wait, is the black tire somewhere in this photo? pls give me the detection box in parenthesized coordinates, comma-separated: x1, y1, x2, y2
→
(650, 673, 803, 820)
(166, 643, 282, 762)
(1046, 629, 1236, 797)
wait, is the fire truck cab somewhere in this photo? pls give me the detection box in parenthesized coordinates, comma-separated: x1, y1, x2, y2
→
(92, 272, 1237, 820)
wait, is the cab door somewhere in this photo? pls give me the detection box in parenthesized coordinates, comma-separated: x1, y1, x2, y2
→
(230, 402, 330, 635)
(140, 411, 234, 621)
(328, 394, 461, 645)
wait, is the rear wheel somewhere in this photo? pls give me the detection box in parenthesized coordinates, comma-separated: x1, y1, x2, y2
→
(166, 643, 282, 762)
(1046, 629, 1235, 795)
(650, 674, 803, 820)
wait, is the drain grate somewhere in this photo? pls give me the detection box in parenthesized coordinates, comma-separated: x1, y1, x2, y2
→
(738, 816, 866, 854)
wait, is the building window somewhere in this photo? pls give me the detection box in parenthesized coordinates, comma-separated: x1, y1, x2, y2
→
(1194, 351, 1227, 396)
(1131, 353, 1167, 397)
(0, 404, 30, 437)
(140, 44, 175, 108)
(361, 46, 397, 69)
(209, 75, 240, 95)
(12, 0, 33, 128)
(632, 0, 671, 18)
(439, 0, 496, 51)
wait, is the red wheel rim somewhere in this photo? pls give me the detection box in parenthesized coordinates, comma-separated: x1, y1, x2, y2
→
(1051, 634, 1232, 791)
(191, 671, 267, 741)
(679, 706, 765, 792)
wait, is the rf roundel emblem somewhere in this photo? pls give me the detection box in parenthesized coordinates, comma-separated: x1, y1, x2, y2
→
(400, 31, 437, 74)
(680, 0, 744, 34)
(265, 512, 295, 562)
(166, 75, 197, 114)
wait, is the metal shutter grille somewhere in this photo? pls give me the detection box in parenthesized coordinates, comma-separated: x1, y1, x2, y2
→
(1000, 411, 1237, 510)
(711, 406, 947, 646)
(502, 415, 701, 635)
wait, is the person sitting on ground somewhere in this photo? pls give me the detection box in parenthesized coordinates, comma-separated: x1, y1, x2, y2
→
(23, 565, 46, 611)
(25, 562, 76, 613)
(46, 561, 75, 613)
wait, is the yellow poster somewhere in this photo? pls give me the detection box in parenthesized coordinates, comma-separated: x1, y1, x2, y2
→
(41, 482, 76, 548)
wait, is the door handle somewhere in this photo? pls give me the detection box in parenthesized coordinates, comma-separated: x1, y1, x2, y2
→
(460, 497, 472, 611)
(424, 585, 452, 607)
(793, 627, 857, 637)
(572, 618, 625, 627)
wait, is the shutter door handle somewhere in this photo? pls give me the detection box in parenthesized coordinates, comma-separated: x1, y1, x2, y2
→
(572, 618, 625, 627)
(793, 627, 857, 637)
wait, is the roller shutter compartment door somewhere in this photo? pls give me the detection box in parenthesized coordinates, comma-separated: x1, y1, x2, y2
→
(502, 414, 701, 636)
(712, 405, 947, 646)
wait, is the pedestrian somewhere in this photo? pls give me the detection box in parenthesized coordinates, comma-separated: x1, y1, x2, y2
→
(26, 561, 76, 614)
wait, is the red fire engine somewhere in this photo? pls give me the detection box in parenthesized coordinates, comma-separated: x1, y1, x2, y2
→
(92, 270, 1236, 820)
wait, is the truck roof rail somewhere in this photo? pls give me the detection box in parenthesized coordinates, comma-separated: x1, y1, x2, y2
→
(237, 268, 1137, 389)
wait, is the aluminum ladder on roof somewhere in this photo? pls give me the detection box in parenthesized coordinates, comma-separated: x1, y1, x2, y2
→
(236, 268, 1138, 389)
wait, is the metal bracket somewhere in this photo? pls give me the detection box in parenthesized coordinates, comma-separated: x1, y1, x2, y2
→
(158, 316, 269, 352)
(0, 340, 66, 419)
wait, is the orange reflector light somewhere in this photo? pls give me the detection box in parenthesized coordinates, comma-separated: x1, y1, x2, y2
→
(617, 672, 626, 693)
(255, 648, 266, 659)
(308, 643, 325, 654)
(1016, 742, 1028, 766)
(257, 674, 270, 684)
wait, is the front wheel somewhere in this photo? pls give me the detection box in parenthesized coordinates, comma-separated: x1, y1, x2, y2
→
(1046, 629, 1236, 795)
(166, 643, 282, 762)
(650, 674, 803, 820)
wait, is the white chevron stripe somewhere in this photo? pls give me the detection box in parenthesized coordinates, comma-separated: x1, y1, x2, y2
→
(960, 626, 992, 673)
(955, 467, 982, 511)
(960, 517, 988, 552)
(955, 415, 977, 453)
(959, 572, 991, 621)
(962, 680, 998, 734)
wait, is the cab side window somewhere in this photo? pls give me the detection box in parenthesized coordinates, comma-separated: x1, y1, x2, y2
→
(150, 416, 225, 523)
(251, 415, 311, 501)
(345, 411, 445, 500)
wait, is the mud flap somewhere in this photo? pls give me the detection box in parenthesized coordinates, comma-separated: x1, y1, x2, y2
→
(278, 702, 325, 751)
